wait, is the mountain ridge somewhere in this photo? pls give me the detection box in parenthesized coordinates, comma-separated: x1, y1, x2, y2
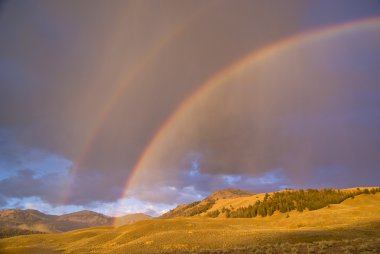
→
(0, 209, 152, 237)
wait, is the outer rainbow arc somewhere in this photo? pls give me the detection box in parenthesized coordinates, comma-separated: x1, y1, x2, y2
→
(58, 2, 218, 206)
(115, 16, 380, 222)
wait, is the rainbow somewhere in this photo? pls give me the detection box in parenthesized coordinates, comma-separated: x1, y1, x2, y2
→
(115, 16, 380, 215)
(58, 3, 216, 205)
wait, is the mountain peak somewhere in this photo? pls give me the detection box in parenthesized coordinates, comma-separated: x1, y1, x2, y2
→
(208, 188, 254, 200)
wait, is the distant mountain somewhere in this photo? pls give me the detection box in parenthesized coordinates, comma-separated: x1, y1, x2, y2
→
(160, 188, 255, 219)
(0, 209, 56, 233)
(53, 210, 113, 232)
(0, 209, 152, 238)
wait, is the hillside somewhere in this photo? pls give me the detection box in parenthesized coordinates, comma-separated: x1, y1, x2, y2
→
(0, 190, 379, 253)
(160, 188, 254, 218)
(0, 209, 152, 237)
(0, 209, 58, 234)
(161, 187, 380, 219)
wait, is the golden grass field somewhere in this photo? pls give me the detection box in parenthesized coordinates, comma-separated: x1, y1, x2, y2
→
(1, 192, 379, 253)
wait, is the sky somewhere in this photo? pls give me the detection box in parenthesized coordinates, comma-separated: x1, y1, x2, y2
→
(0, 0, 380, 217)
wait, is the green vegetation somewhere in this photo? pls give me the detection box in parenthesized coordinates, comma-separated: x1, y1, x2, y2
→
(161, 199, 216, 218)
(226, 188, 380, 218)
(206, 210, 220, 218)
(0, 228, 45, 239)
(188, 199, 215, 216)
(187, 201, 201, 208)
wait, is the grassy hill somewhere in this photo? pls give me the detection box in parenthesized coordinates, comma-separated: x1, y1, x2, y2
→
(208, 187, 380, 215)
(0, 187, 379, 253)
(161, 187, 380, 218)
(160, 188, 254, 219)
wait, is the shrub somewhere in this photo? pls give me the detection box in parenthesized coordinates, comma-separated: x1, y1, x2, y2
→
(206, 210, 220, 218)
(188, 200, 215, 216)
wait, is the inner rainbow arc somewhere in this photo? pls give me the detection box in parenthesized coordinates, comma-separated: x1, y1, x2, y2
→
(115, 16, 380, 220)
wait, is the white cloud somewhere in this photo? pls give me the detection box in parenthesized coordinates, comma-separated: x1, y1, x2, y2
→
(2, 195, 175, 217)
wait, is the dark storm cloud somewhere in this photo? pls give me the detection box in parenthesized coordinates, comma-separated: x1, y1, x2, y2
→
(0, 194, 6, 206)
(65, 171, 126, 205)
(0, 169, 63, 204)
(1, 0, 380, 208)
(0, 167, 126, 206)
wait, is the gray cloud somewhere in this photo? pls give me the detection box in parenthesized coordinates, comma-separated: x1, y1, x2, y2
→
(0, 169, 63, 204)
(0, 195, 6, 207)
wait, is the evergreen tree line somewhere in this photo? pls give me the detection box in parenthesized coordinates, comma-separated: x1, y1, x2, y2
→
(0, 228, 45, 239)
(188, 199, 216, 216)
(211, 188, 380, 218)
(206, 209, 221, 218)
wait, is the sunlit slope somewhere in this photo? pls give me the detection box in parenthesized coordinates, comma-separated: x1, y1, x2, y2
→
(162, 187, 379, 218)
(0, 192, 379, 253)
(207, 187, 379, 216)
(160, 188, 254, 218)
